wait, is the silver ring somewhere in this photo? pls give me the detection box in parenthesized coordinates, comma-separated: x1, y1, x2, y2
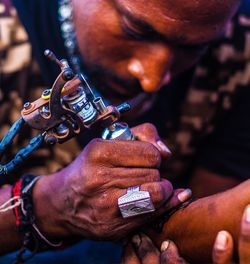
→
(118, 185, 155, 218)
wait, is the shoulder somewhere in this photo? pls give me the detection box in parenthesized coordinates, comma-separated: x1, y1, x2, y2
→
(0, 0, 31, 74)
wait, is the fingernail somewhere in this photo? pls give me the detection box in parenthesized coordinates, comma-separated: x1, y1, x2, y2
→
(245, 205, 250, 223)
(132, 234, 141, 247)
(156, 140, 172, 155)
(161, 240, 170, 252)
(214, 231, 228, 251)
(177, 188, 192, 202)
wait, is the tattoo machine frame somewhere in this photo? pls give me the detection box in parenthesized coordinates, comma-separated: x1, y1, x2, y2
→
(0, 50, 133, 177)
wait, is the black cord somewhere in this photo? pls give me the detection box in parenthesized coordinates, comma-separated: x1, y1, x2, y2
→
(0, 118, 25, 160)
(0, 133, 45, 177)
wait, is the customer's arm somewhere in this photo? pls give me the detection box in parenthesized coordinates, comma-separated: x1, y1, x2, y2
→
(147, 179, 250, 263)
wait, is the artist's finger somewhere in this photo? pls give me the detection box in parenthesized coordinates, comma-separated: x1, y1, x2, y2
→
(132, 233, 160, 264)
(212, 231, 233, 264)
(239, 205, 250, 264)
(119, 188, 192, 242)
(127, 188, 192, 228)
(121, 242, 141, 264)
(140, 179, 173, 209)
(131, 123, 171, 158)
(166, 188, 192, 211)
(161, 240, 189, 264)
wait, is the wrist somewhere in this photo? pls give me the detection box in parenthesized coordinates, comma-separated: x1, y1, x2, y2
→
(32, 172, 71, 240)
(0, 186, 23, 253)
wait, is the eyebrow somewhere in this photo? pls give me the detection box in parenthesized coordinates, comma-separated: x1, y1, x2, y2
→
(115, 3, 159, 37)
(115, 1, 214, 48)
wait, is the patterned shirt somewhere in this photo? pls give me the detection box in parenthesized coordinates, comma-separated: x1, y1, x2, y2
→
(1, 1, 250, 263)
(0, 0, 81, 181)
(1, 0, 250, 184)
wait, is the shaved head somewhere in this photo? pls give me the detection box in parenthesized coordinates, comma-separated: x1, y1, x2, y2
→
(116, 0, 241, 44)
(117, 0, 240, 21)
(161, 0, 241, 22)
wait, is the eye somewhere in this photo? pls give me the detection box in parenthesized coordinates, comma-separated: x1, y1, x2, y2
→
(121, 17, 149, 40)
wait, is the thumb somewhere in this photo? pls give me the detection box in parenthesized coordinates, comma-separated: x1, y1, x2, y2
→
(131, 233, 160, 264)
(212, 231, 233, 264)
(161, 240, 189, 264)
(131, 123, 171, 158)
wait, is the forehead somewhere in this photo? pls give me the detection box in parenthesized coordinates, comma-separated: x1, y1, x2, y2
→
(116, 0, 238, 44)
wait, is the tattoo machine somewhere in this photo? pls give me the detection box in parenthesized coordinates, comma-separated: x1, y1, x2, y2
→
(0, 50, 133, 177)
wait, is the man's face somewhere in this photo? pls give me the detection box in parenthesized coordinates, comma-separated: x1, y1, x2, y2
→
(72, 0, 239, 102)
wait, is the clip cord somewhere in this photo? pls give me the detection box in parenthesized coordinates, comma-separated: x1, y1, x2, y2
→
(0, 118, 25, 159)
(0, 133, 45, 177)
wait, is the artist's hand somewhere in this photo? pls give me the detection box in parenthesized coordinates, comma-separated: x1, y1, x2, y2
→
(33, 123, 191, 240)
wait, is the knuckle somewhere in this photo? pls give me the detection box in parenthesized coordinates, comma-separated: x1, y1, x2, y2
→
(94, 166, 109, 182)
(143, 122, 157, 131)
(147, 183, 164, 204)
(85, 138, 106, 162)
(84, 167, 111, 193)
(101, 142, 120, 162)
(145, 145, 161, 167)
(87, 138, 103, 149)
(137, 122, 157, 133)
(87, 139, 120, 165)
(132, 122, 158, 139)
(146, 169, 160, 182)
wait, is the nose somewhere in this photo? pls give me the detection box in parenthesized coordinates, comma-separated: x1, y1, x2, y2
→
(127, 43, 173, 93)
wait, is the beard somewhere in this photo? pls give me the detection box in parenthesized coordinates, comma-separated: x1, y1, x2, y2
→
(81, 59, 142, 102)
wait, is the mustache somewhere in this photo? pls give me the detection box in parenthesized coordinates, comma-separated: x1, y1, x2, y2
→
(82, 61, 141, 97)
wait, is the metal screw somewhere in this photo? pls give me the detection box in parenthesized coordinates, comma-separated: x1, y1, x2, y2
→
(43, 89, 51, 96)
(46, 136, 57, 145)
(41, 106, 50, 117)
(23, 102, 31, 110)
(63, 70, 74, 81)
(72, 122, 78, 130)
(56, 124, 69, 136)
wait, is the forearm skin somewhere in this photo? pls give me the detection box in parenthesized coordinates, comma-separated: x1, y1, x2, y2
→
(150, 180, 250, 263)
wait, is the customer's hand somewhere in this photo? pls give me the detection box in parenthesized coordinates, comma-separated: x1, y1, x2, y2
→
(212, 204, 250, 264)
(122, 204, 250, 264)
(121, 233, 188, 264)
